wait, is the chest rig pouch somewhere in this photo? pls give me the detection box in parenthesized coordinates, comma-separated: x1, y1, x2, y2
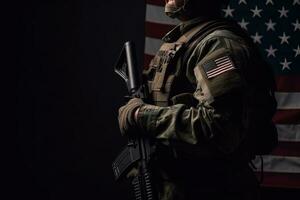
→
(143, 19, 237, 107)
(145, 42, 186, 106)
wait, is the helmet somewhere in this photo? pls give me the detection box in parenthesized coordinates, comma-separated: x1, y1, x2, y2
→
(165, 0, 230, 19)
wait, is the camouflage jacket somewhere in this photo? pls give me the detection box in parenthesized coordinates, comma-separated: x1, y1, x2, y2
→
(138, 17, 260, 155)
(136, 17, 265, 200)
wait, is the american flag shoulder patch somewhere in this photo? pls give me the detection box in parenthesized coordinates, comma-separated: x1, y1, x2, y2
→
(202, 56, 236, 79)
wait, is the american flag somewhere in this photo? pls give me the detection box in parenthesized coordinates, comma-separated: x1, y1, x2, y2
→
(204, 56, 236, 79)
(144, 0, 300, 188)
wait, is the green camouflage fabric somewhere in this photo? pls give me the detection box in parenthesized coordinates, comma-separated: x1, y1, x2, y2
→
(137, 17, 261, 200)
(139, 17, 250, 154)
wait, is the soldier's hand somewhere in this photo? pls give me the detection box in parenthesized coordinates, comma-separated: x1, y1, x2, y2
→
(118, 98, 144, 136)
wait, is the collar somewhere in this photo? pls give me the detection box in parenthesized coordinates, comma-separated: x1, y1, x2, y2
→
(162, 17, 209, 43)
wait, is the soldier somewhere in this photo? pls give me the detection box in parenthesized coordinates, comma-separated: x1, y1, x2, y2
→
(118, 0, 277, 200)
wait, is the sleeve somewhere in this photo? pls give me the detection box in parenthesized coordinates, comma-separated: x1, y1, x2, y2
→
(137, 34, 251, 155)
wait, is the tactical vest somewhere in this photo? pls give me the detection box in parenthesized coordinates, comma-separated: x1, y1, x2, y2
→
(143, 20, 242, 107)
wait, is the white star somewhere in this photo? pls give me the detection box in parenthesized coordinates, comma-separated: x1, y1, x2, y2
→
(238, 18, 249, 30)
(251, 6, 263, 18)
(251, 32, 263, 44)
(266, 0, 274, 5)
(292, 19, 300, 31)
(278, 32, 290, 44)
(265, 19, 276, 31)
(293, 45, 300, 57)
(222, 5, 235, 18)
(239, 0, 247, 4)
(280, 58, 292, 71)
(265, 45, 278, 57)
(294, 0, 300, 5)
(278, 6, 289, 18)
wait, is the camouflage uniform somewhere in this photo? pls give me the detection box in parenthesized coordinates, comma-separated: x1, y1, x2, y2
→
(134, 17, 266, 200)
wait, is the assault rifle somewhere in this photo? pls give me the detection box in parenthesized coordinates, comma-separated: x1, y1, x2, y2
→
(112, 41, 157, 200)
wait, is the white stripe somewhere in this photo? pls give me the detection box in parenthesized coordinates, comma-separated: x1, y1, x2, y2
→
(207, 67, 235, 78)
(215, 57, 230, 64)
(216, 60, 231, 65)
(208, 61, 232, 74)
(275, 92, 300, 109)
(207, 65, 234, 76)
(253, 155, 300, 173)
(277, 125, 300, 142)
(215, 56, 228, 62)
(216, 60, 231, 66)
(146, 4, 179, 25)
(207, 67, 234, 78)
(145, 37, 163, 56)
(216, 62, 233, 68)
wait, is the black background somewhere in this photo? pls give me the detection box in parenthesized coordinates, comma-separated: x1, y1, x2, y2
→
(16, 0, 299, 199)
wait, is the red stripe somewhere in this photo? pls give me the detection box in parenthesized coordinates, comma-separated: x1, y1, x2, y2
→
(273, 109, 300, 124)
(207, 66, 235, 78)
(144, 54, 155, 69)
(146, 0, 165, 6)
(276, 75, 300, 92)
(255, 172, 300, 188)
(271, 142, 300, 157)
(207, 65, 234, 75)
(145, 21, 175, 39)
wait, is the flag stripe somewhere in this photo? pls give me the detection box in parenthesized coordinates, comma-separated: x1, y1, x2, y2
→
(145, 37, 163, 56)
(254, 155, 300, 174)
(215, 60, 231, 66)
(276, 75, 300, 92)
(208, 58, 233, 72)
(215, 56, 230, 62)
(216, 62, 233, 69)
(207, 66, 235, 78)
(275, 92, 300, 109)
(146, 0, 165, 7)
(207, 64, 234, 75)
(272, 142, 300, 157)
(145, 21, 174, 39)
(277, 125, 300, 142)
(146, 4, 179, 25)
(144, 54, 154, 69)
(256, 172, 300, 189)
(273, 109, 300, 124)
